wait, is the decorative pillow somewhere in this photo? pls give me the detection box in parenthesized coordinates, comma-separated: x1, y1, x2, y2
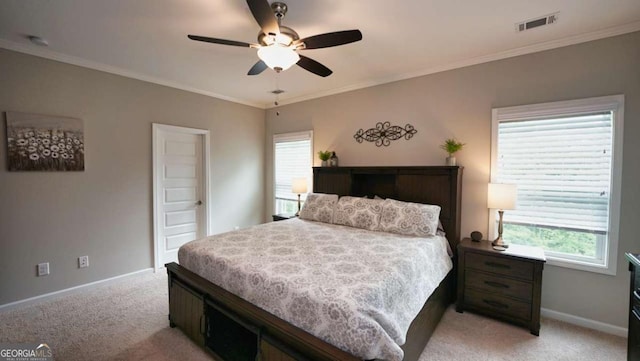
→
(379, 199, 441, 237)
(298, 193, 339, 223)
(332, 196, 384, 231)
(437, 220, 446, 236)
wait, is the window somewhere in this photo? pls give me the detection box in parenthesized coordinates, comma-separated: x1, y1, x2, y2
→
(273, 131, 313, 214)
(491, 95, 624, 274)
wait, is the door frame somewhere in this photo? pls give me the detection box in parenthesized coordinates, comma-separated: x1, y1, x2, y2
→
(152, 123, 211, 271)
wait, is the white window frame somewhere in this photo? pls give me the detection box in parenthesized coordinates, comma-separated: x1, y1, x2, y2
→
(490, 95, 624, 275)
(273, 130, 314, 214)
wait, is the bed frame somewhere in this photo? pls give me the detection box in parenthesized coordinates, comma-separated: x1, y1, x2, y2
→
(166, 166, 463, 361)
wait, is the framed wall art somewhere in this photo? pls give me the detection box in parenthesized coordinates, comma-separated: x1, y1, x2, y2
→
(5, 112, 84, 171)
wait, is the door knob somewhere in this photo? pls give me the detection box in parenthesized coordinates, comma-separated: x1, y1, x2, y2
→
(196, 200, 202, 206)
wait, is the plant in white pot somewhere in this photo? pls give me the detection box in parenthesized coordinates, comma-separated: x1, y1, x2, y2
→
(318, 150, 332, 166)
(440, 138, 465, 166)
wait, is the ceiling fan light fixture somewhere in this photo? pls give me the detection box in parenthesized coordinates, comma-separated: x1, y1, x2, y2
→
(274, 33, 293, 46)
(259, 32, 292, 47)
(257, 44, 299, 71)
(187, 0, 362, 77)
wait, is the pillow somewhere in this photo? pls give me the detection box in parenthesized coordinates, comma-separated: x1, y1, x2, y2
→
(378, 199, 441, 237)
(298, 193, 339, 223)
(437, 220, 445, 235)
(332, 196, 384, 231)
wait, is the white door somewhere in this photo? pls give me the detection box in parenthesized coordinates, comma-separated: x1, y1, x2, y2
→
(153, 124, 209, 269)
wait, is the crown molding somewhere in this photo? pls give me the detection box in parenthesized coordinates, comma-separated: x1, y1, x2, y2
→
(268, 20, 640, 108)
(1, 19, 639, 111)
(0, 39, 266, 109)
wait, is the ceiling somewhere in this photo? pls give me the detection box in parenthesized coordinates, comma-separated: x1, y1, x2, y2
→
(1, 0, 639, 109)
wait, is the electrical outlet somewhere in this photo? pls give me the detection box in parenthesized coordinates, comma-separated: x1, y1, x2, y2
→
(78, 255, 89, 268)
(37, 262, 50, 276)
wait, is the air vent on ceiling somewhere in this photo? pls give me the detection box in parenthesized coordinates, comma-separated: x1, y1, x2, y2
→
(516, 13, 558, 32)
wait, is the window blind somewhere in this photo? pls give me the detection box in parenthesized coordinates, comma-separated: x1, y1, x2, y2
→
(497, 112, 613, 233)
(274, 135, 311, 202)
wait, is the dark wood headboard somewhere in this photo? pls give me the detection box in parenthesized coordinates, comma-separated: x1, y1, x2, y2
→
(313, 166, 463, 251)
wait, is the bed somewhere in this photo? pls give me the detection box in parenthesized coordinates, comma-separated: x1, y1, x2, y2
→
(166, 166, 463, 361)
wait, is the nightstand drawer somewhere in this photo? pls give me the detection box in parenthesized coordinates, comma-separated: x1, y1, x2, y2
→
(465, 270, 533, 301)
(465, 289, 531, 321)
(466, 252, 534, 281)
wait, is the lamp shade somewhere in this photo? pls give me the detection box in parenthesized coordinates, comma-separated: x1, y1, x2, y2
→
(487, 183, 517, 210)
(257, 44, 300, 70)
(292, 177, 308, 194)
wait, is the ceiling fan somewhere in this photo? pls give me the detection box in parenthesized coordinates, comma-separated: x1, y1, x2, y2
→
(188, 0, 362, 77)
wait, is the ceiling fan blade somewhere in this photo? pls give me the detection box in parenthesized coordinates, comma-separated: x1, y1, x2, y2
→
(188, 35, 254, 48)
(247, 60, 268, 75)
(298, 30, 362, 50)
(297, 55, 333, 77)
(246, 0, 279, 36)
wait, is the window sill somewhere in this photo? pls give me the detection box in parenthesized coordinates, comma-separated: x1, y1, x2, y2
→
(545, 255, 617, 276)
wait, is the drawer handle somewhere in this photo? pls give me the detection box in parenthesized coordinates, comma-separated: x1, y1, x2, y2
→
(483, 299, 509, 309)
(634, 290, 640, 302)
(485, 261, 511, 269)
(484, 281, 510, 289)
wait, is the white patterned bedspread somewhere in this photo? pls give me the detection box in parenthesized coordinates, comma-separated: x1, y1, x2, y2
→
(178, 218, 453, 361)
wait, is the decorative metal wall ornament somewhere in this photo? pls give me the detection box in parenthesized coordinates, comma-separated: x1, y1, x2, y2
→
(354, 122, 417, 147)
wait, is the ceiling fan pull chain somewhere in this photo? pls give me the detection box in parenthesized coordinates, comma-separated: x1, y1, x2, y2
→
(274, 73, 281, 116)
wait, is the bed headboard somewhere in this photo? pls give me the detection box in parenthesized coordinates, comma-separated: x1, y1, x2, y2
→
(313, 166, 463, 252)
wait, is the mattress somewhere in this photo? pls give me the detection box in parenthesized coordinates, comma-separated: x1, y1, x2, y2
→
(178, 218, 453, 361)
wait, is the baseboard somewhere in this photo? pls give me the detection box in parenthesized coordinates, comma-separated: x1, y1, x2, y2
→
(541, 307, 628, 338)
(0, 268, 154, 312)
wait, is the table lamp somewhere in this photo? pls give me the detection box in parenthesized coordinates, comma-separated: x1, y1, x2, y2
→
(487, 183, 517, 250)
(292, 177, 308, 216)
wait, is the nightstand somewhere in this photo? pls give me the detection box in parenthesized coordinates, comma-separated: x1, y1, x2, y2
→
(272, 213, 297, 222)
(456, 238, 546, 335)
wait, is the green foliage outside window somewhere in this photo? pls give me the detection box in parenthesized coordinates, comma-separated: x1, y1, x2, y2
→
(503, 223, 597, 258)
(275, 198, 300, 214)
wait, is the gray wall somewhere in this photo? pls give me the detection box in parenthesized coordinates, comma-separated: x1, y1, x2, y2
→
(0, 49, 265, 305)
(265, 31, 640, 328)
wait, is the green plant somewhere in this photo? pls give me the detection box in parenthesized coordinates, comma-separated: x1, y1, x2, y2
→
(440, 138, 465, 156)
(318, 150, 332, 161)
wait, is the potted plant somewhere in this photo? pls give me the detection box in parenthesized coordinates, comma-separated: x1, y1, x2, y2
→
(318, 150, 332, 166)
(440, 138, 465, 166)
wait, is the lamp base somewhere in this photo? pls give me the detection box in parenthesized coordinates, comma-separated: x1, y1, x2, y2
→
(492, 235, 509, 249)
(492, 209, 509, 250)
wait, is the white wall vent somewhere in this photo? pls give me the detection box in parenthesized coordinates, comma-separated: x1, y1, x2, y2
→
(516, 13, 559, 32)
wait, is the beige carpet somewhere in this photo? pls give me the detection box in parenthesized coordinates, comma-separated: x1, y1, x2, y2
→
(0, 271, 626, 361)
